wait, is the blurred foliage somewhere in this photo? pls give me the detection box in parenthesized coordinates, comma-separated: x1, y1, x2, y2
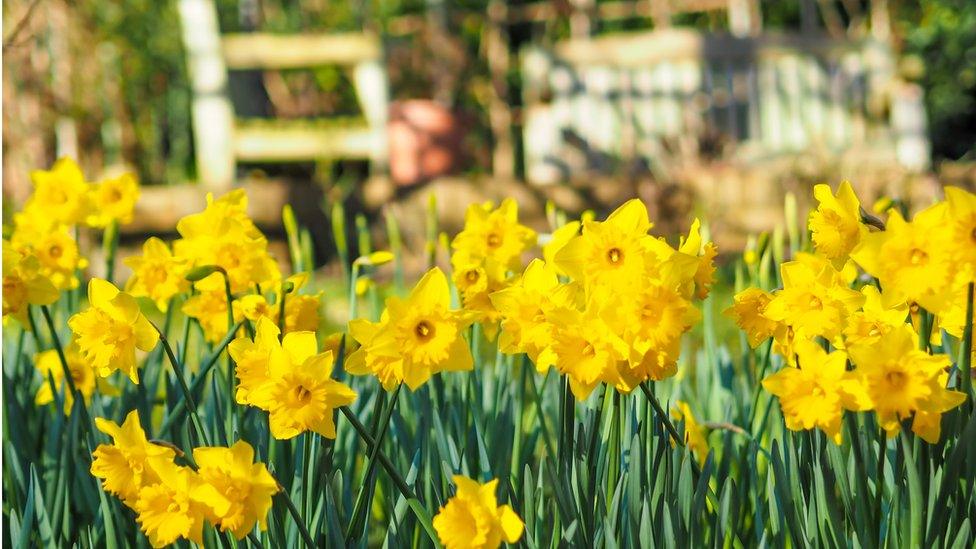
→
(73, 0, 194, 184)
(4, 0, 975, 188)
(894, 0, 976, 161)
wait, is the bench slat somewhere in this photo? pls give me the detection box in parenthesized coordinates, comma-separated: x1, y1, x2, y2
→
(222, 33, 381, 69)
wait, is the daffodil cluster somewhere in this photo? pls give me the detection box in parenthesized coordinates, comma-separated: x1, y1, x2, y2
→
(489, 199, 715, 400)
(90, 411, 278, 547)
(450, 198, 537, 339)
(5, 158, 140, 292)
(727, 183, 973, 443)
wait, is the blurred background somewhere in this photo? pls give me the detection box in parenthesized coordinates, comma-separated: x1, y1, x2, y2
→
(3, 0, 976, 271)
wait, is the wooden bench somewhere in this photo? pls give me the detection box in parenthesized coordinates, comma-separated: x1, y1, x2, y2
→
(177, 0, 389, 191)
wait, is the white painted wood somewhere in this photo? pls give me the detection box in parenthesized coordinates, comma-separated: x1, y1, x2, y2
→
(178, 0, 235, 191)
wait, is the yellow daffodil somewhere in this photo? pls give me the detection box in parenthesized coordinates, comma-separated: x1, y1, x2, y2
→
(847, 325, 965, 440)
(944, 186, 976, 281)
(450, 199, 536, 272)
(808, 181, 866, 268)
(762, 340, 868, 443)
(124, 237, 190, 312)
(228, 317, 280, 405)
(842, 285, 908, 350)
(26, 157, 91, 225)
(554, 199, 652, 294)
(2, 244, 59, 326)
(233, 294, 276, 324)
(672, 401, 708, 465)
(490, 259, 570, 369)
(346, 268, 474, 391)
(763, 253, 864, 341)
(9, 217, 88, 290)
(68, 279, 159, 383)
(433, 475, 524, 549)
(182, 288, 231, 343)
(623, 256, 701, 360)
(91, 410, 177, 506)
(134, 459, 207, 548)
(244, 322, 357, 439)
(542, 221, 581, 274)
(283, 291, 322, 333)
(174, 190, 280, 294)
(724, 288, 777, 348)
(851, 204, 953, 313)
(191, 441, 279, 539)
(678, 218, 718, 300)
(537, 302, 630, 399)
(34, 341, 111, 413)
(451, 256, 506, 341)
(87, 172, 140, 227)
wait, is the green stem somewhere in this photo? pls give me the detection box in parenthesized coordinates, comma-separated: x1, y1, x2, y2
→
(277, 281, 288, 337)
(158, 321, 243, 436)
(960, 282, 974, 400)
(346, 385, 402, 542)
(639, 382, 720, 512)
(301, 432, 315, 530)
(348, 264, 360, 322)
(338, 406, 417, 502)
(874, 429, 886, 533)
(102, 220, 120, 285)
(38, 305, 96, 447)
(273, 484, 316, 548)
(38, 305, 78, 396)
(151, 321, 212, 447)
(639, 383, 684, 446)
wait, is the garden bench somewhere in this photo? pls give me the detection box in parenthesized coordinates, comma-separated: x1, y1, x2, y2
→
(177, 0, 389, 192)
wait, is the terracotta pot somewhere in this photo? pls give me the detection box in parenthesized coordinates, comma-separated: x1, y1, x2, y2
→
(387, 100, 462, 186)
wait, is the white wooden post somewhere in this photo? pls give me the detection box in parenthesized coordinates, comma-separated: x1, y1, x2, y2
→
(353, 58, 390, 174)
(178, 0, 235, 191)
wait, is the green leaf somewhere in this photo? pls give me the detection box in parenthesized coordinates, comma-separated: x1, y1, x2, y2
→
(406, 498, 441, 548)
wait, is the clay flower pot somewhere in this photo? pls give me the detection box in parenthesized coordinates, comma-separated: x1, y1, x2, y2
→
(387, 100, 463, 186)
